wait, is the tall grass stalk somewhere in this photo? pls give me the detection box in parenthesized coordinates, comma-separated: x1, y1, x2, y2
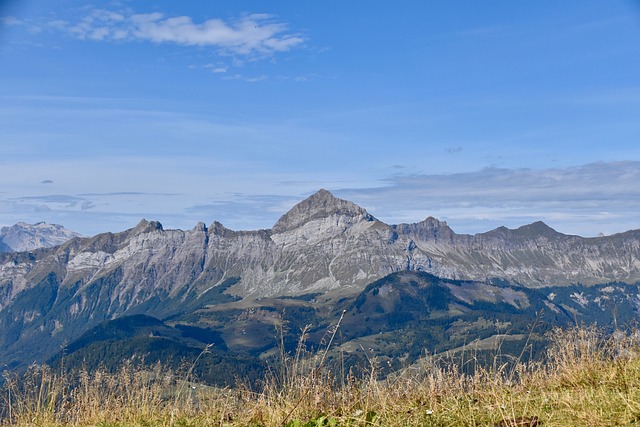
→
(2, 326, 640, 426)
(170, 343, 213, 426)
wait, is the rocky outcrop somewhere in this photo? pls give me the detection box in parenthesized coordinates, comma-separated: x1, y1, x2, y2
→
(0, 222, 81, 253)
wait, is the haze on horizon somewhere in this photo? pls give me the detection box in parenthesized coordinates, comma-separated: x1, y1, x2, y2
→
(1, 1, 639, 238)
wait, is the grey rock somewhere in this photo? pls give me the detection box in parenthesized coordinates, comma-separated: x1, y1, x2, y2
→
(3, 190, 640, 312)
(0, 222, 82, 253)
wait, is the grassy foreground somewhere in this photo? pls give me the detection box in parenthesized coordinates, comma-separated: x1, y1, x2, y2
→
(2, 326, 640, 426)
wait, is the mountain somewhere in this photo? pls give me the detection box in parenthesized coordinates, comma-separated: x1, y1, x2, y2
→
(393, 217, 640, 286)
(1, 189, 640, 374)
(0, 222, 81, 253)
(337, 271, 640, 374)
(47, 271, 640, 381)
(46, 314, 262, 387)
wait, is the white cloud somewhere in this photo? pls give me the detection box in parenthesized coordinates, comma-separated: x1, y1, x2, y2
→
(0, 158, 640, 236)
(222, 73, 268, 82)
(335, 161, 640, 237)
(59, 9, 304, 57)
(1, 16, 22, 26)
(347, 162, 640, 206)
(48, 20, 68, 30)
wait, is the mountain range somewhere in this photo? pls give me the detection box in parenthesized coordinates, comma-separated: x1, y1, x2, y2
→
(1, 189, 639, 381)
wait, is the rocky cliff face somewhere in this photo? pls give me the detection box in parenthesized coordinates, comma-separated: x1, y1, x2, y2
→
(0, 222, 81, 253)
(3, 190, 640, 309)
(395, 218, 640, 287)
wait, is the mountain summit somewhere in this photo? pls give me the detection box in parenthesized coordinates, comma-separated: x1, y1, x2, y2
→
(0, 222, 81, 252)
(271, 189, 375, 233)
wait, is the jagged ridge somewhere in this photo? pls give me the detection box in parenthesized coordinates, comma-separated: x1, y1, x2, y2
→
(2, 189, 640, 371)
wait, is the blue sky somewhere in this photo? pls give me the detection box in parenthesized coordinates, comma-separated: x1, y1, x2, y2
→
(1, 0, 640, 237)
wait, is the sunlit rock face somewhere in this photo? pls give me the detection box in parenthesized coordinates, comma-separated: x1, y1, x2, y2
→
(4, 189, 640, 311)
(0, 222, 81, 253)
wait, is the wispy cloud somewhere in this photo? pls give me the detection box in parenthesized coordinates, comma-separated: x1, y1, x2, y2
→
(1, 159, 638, 238)
(203, 64, 228, 73)
(222, 73, 268, 83)
(0, 191, 185, 235)
(12, 194, 94, 209)
(0, 16, 22, 27)
(186, 193, 299, 230)
(55, 9, 304, 57)
(336, 161, 640, 237)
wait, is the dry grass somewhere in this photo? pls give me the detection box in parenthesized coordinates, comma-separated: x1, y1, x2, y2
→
(2, 326, 640, 426)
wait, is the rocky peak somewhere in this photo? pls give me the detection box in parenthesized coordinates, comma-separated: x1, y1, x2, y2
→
(0, 221, 82, 252)
(393, 216, 457, 243)
(271, 189, 375, 233)
(131, 219, 163, 236)
(209, 221, 234, 237)
(193, 222, 207, 232)
(482, 221, 562, 240)
(514, 221, 562, 237)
